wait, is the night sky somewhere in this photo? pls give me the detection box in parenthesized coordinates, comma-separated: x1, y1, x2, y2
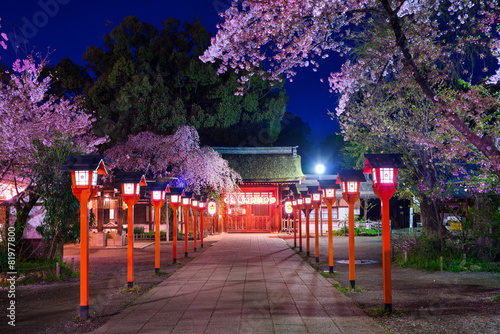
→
(1, 0, 341, 145)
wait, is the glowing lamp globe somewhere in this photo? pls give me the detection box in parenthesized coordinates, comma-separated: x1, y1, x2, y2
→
(315, 164, 325, 175)
(285, 201, 293, 214)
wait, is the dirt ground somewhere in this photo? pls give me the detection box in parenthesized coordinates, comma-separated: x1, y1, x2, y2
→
(1, 232, 499, 334)
(280, 233, 500, 334)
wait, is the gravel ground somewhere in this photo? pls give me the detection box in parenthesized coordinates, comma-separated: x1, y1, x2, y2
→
(280, 233, 500, 334)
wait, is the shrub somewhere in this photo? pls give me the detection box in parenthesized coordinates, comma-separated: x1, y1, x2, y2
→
(133, 227, 145, 234)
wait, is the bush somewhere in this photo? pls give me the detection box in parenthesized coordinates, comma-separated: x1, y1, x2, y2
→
(133, 227, 145, 234)
(393, 232, 499, 272)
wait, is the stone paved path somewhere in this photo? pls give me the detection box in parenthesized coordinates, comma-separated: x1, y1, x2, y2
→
(94, 233, 386, 333)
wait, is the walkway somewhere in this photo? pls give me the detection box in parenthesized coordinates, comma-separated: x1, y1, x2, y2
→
(94, 234, 386, 334)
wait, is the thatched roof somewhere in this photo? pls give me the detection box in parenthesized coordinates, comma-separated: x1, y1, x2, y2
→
(219, 150, 304, 183)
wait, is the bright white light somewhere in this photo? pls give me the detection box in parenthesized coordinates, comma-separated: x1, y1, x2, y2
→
(315, 164, 325, 174)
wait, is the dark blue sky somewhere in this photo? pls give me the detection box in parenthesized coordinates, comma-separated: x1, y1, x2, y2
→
(1, 0, 341, 145)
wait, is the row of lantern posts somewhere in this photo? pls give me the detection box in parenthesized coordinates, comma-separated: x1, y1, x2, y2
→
(61, 155, 218, 319)
(284, 154, 402, 312)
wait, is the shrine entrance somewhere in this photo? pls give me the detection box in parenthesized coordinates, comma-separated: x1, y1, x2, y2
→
(224, 188, 279, 233)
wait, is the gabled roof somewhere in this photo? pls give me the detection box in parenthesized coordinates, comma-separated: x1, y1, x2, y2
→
(214, 147, 304, 183)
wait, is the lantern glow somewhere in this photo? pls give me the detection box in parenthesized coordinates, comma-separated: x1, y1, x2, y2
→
(152, 191, 163, 201)
(123, 183, 135, 195)
(285, 201, 293, 214)
(208, 201, 217, 215)
(171, 194, 181, 203)
(380, 168, 394, 183)
(75, 170, 89, 186)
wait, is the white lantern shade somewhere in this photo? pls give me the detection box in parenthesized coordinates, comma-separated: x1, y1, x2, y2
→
(152, 191, 164, 201)
(123, 183, 135, 195)
(182, 197, 190, 205)
(343, 181, 359, 193)
(192, 200, 198, 207)
(305, 197, 312, 205)
(292, 200, 297, 206)
(297, 198, 303, 205)
(75, 171, 89, 186)
(208, 201, 217, 215)
(312, 193, 321, 202)
(380, 168, 394, 184)
(325, 188, 335, 198)
(171, 194, 181, 203)
(199, 202, 205, 209)
(285, 201, 293, 214)
(91, 170, 98, 186)
(270, 197, 277, 204)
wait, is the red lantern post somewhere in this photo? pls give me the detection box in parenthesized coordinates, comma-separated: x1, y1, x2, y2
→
(117, 172, 146, 288)
(319, 180, 340, 274)
(308, 186, 323, 263)
(198, 197, 207, 248)
(191, 195, 201, 252)
(149, 182, 169, 274)
(168, 188, 184, 264)
(62, 155, 107, 319)
(292, 199, 297, 248)
(181, 192, 193, 258)
(337, 170, 365, 289)
(303, 195, 312, 257)
(296, 196, 304, 252)
(364, 154, 403, 312)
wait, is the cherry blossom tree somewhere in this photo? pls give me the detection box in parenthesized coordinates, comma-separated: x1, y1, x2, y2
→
(0, 55, 106, 255)
(105, 125, 241, 194)
(201, 0, 500, 180)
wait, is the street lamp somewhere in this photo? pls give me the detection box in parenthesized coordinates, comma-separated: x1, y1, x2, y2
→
(116, 172, 147, 288)
(62, 155, 107, 319)
(181, 191, 193, 258)
(303, 194, 312, 257)
(308, 186, 323, 263)
(337, 170, 365, 289)
(315, 163, 325, 175)
(168, 187, 184, 264)
(191, 195, 201, 252)
(148, 181, 169, 274)
(364, 154, 402, 312)
(198, 197, 207, 248)
(318, 180, 340, 274)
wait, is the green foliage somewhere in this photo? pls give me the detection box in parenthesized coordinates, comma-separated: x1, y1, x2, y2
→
(81, 16, 287, 148)
(32, 134, 81, 259)
(133, 227, 145, 234)
(393, 232, 499, 272)
(492, 295, 500, 303)
(331, 226, 379, 236)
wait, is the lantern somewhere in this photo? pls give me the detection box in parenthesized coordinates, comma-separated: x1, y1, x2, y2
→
(61, 155, 107, 320)
(198, 197, 207, 248)
(208, 201, 217, 215)
(308, 186, 323, 263)
(363, 154, 403, 312)
(115, 171, 147, 289)
(181, 192, 193, 257)
(285, 201, 293, 214)
(147, 181, 169, 274)
(168, 187, 184, 264)
(318, 180, 340, 274)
